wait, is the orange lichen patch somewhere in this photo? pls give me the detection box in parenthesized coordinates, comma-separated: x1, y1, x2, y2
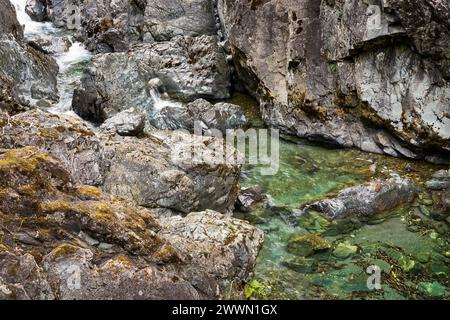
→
(0, 147, 54, 175)
(37, 127, 61, 140)
(90, 201, 114, 220)
(39, 200, 74, 214)
(50, 243, 79, 260)
(153, 242, 180, 264)
(76, 185, 102, 200)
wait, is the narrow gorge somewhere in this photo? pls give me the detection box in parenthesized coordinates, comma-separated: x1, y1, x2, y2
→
(0, 0, 449, 300)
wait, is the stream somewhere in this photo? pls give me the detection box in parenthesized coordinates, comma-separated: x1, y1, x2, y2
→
(11, 0, 450, 300)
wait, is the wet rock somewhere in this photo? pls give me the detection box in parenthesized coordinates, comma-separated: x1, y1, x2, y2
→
(25, 0, 48, 22)
(418, 281, 447, 298)
(282, 257, 317, 274)
(0, 4, 58, 107)
(0, 0, 23, 40)
(100, 109, 146, 136)
(287, 234, 331, 257)
(332, 242, 358, 260)
(426, 170, 450, 191)
(73, 35, 230, 123)
(302, 176, 417, 220)
(236, 186, 266, 212)
(28, 35, 72, 54)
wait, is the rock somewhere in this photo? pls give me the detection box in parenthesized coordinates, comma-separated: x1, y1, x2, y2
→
(302, 177, 417, 220)
(25, 0, 48, 22)
(0, 110, 106, 186)
(236, 186, 266, 212)
(0, 2, 58, 107)
(418, 281, 447, 298)
(102, 131, 242, 213)
(40, 0, 218, 53)
(0, 110, 242, 214)
(332, 242, 358, 260)
(282, 257, 317, 274)
(185, 100, 249, 133)
(426, 170, 450, 191)
(218, 0, 450, 163)
(100, 109, 146, 136)
(287, 234, 331, 257)
(150, 99, 249, 132)
(0, 0, 23, 40)
(0, 146, 263, 299)
(73, 35, 231, 123)
(160, 210, 264, 297)
(28, 35, 72, 54)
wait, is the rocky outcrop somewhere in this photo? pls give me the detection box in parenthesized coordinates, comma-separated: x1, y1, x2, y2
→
(219, 0, 450, 164)
(25, 0, 48, 22)
(0, 146, 263, 299)
(151, 99, 249, 132)
(302, 176, 417, 220)
(73, 35, 230, 124)
(0, 0, 58, 107)
(0, 110, 241, 213)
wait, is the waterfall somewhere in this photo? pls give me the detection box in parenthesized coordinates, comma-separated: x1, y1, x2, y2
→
(12, 0, 57, 38)
(148, 80, 183, 113)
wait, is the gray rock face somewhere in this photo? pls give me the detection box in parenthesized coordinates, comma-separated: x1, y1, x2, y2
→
(25, 0, 48, 21)
(0, 0, 23, 40)
(219, 0, 450, 163)
(73, 35, 230, 123)
(0, 0, 58, 107)
(426, 170, 450, 191)
(100, 108, 146, 136)
(151, 99, 249, 132)
(0, 146, 263, 299)
(302, 176, 417, 220)
(102, 130, 242, 213)
(38, 0, 218, 52)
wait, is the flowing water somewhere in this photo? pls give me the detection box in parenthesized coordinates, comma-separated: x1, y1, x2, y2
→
(12, 0, 92, 118)
(234, 96, 449, 299)
(9, 1, 450, 300)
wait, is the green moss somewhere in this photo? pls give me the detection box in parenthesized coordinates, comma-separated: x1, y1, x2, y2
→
(287, 234, 331, 257)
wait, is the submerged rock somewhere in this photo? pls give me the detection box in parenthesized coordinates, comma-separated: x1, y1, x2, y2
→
(302, 176, 417, 220)
(426, 170, 450, 191)
(287, 234, 331, 257)
(332, 242, 358, 260)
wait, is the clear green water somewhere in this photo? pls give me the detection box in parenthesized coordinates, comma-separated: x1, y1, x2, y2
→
(232, 95, 449, 300)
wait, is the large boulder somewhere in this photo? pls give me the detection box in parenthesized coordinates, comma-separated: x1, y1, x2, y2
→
(72, 35, 231, 123)
(25, 0, 48, 22)
(0, 146, 263, 299)
(0, 0, 24, 40)
(219, 0, 450, 164)
(102, 130, 242, 213)
(302, 176, 417, 220)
